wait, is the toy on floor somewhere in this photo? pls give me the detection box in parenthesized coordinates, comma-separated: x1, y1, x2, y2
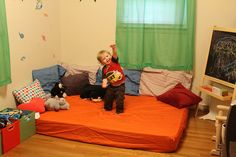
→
(0, 114, 12, 128)
(0, 108, 23, 119)
(45, 97, 70, 111)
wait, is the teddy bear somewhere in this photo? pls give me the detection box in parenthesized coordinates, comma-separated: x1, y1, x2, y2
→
(44, 82, 70, 111)
(45, 97, 70, 111)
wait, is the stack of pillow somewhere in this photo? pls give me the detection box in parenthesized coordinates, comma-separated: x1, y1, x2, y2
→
(12, 64, 202, 112)
(12, 65, 66, 114)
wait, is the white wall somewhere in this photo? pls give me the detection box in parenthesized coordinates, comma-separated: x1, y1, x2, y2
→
(1, 0, 236, 109)
(194, 0, 236, 91)
(0, 0, 60, 109)
(60, 0, 116, 65)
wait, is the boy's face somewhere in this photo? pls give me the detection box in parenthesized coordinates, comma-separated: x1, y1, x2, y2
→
(100, 52, 112, 65)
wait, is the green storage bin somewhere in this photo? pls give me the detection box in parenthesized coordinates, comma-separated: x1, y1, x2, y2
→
(20, 111, 36, 142)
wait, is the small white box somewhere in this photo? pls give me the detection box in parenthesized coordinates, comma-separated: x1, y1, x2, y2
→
(212, 86, 221, 95)
(212, 86, 228, 96)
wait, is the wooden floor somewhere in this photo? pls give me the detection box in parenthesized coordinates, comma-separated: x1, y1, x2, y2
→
(2, 109, 216, 157)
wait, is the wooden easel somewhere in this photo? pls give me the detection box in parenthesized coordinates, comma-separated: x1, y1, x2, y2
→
(195, 26, 236, 155)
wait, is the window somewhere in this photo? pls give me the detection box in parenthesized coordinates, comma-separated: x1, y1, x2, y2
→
(122, 0, 187, 25)
(116, 0, 196, 70)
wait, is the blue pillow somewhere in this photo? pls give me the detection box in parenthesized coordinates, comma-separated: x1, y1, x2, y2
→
(32, 65, 66, 93)
(95, 67, 103, 85)
(95, 68, 141, 95)
(124, 69, 141, 96)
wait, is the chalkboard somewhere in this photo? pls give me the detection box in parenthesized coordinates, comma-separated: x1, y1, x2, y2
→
(205, 28, 236, 84)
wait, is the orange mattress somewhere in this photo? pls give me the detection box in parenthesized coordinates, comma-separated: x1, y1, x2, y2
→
(36, 95, 188, 152)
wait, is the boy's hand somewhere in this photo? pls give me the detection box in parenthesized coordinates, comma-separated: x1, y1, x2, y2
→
(110, 44, 116, 51)
(110, 44, 117, 58)
(102, 79, 108, 88)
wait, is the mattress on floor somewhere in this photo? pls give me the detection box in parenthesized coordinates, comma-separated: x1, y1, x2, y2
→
(36, 95, 188, 152)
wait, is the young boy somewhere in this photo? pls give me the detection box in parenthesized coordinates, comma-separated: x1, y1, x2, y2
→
(97, 44, 125, 114)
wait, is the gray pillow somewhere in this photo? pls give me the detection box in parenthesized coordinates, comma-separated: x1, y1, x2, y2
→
(61, 73, 89, 96)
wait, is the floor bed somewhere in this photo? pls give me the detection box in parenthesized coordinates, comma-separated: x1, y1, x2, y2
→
(36, 95, 188, 152)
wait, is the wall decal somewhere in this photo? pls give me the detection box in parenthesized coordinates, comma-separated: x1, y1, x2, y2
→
(35, 0, 43, 10)
(19, 32, 24, 39)
(41, 35, 47, 41)
(43, 13, 48, 17)
(80, 0, 96, 2)
(20, 56, 26, 61)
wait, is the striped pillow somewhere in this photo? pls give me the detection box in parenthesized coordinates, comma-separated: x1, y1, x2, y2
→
(139, 67, 192, 96)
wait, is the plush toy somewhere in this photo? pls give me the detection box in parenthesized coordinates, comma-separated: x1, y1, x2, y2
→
(45, 97, 70, 111)
(46, 82, 69, 111)
(80, 84, 106, 102)
(51, 82, 67, 98)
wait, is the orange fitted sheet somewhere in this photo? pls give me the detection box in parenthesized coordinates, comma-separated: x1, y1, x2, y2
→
(36, 95, 188, 152)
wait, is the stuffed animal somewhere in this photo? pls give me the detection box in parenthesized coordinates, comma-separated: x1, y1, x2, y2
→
(46, 82, 69, 111)
(45, 97, 70, 111)
(51, 82, 67, 98)
(80, 84, 106, 102)
(58, 98, 70, 110)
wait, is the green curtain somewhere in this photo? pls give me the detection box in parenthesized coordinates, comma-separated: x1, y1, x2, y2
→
(116, 0, 196, 70)
(0, 0, 11, 86)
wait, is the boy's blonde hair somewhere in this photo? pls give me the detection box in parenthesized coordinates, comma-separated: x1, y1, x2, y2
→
(97, 50, 111, 62)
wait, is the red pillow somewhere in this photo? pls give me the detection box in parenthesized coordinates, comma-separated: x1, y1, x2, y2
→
(157, 83, 202, 109)
(17, 97, 45, 113)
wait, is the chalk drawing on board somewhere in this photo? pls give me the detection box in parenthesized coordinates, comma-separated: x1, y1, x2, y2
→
(205, 30, 236, 84)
